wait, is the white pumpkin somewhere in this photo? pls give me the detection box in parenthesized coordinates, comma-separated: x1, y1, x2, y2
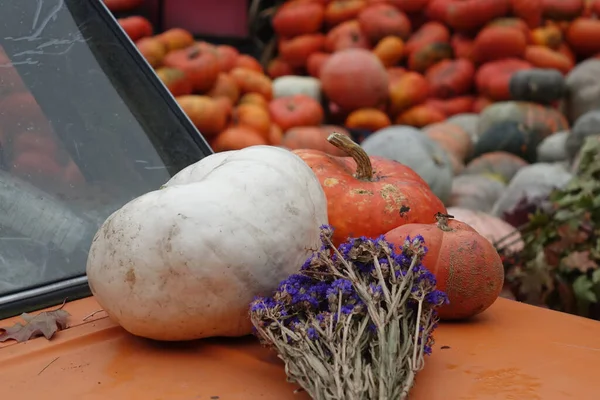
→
(272, 76, 322, 102)
(86, 146, 329, 341)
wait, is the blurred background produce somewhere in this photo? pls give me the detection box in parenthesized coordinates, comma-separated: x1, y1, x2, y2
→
(2, 0, 599, 320)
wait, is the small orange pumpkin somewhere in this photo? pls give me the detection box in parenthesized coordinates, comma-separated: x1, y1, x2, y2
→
(395, 104, 446, 127)
(176, 95, 230, 138)
(155, 67, 193, 97)
(211, 127, 268, 152)
(345, 108, 391, 131)
(266, 57, 294, 79)
(206, 73, 240, 104)
(155, 28, 195, 51)
(384, 212, 505, 320)
(272, 1, 325, 38)
(524, 45, 574, 74)
(278, 34, 326, 68)
(230, 68, 273, 100)
(324, 0, 367, 27)
(373, 36, 405, 68)
(268, 94, 324, 132)
(388, 71, 430, 116)
(162, 44, 220, 93)
(232, 103, 272, 139)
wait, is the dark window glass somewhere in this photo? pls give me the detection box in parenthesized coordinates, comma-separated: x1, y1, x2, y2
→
(0, 0, 212, 297)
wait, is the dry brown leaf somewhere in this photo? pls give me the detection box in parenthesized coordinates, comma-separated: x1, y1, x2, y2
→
(0, 309, 70, 343)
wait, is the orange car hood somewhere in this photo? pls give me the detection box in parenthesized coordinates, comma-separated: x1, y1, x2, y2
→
(0, 296, 599, 400)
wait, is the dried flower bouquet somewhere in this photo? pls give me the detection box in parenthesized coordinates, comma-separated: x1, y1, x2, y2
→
(250, 225, 448, 400)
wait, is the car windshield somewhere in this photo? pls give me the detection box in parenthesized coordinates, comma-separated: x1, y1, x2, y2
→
(0, 0, 212, 308)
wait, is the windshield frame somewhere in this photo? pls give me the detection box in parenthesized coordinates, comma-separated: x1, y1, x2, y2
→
(0, 0, 214, 319)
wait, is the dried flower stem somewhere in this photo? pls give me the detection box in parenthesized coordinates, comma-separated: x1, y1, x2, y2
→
(249, 227, 447, 399)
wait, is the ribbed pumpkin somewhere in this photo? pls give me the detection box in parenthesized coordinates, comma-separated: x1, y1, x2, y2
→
(293, 133, 447, 246)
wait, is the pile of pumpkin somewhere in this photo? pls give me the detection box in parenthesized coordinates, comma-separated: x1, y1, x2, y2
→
(113, 1, 600, 307)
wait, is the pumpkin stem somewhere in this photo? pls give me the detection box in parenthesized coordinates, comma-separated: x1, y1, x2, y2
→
(327, 133, 373, 181)
(435, 212, 455, 232)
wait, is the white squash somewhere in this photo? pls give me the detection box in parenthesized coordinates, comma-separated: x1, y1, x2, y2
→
(272, 76, 322, 102)
(86, 146, 329, 341)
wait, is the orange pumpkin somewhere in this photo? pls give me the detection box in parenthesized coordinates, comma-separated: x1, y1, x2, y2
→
(272, 1, 325, 37)
(530, 24, 563, 49)
(214, 45, 240, 72)
(472, 25, 528, 64)
(266, 58, 294, 79)
(345, 108, 391, 131)
(238, 93, 269, 109)
(425, 96, 475, 117)
(117, 16, 153, 41)
(278, 34, 326, 68)
(387, 66, 407, 83)
(232, 103, 272, 139)
(509, 0, 543, 28)
(281, 125, 352, 155)
(162, 44, 220, 93)
(444, 0, 510, 31)
(541, 0, 585, 20)
(388, 71, 430, 116)
(155, 28, 195, 51)
(320, 48, 389, 112)
(524, 45, 574, 74)
(135, 37, 168, 68)
(293, 133, 447, 246)
(206, 73, 240, 104)
(486, 17, 532, 41)
(211, 127, 268, 152)
(450, 33, 475, 60)
(565, 18, 600, 57)
(386, 0, 430, 13)
(324, 20, 370, 52)
(373, 36, 405, 68)
(395, 104, 446, 127)
(426, 0, 453, 22)
(176, 95, 229, 138)
(475, 58, 533, 101)
(357, 3, 412, 43)
(324, 0, 367, 27)
(268, 94, 324, 132)
(384, 213, 505, 320)
(234, 55, 264, 73)
(230, 68, 273, 100)
(306, 52, 331, 78)
(268, 123, 284, 146)
(155, 67, 193, 97)
(404, 21, 450, 56)
(408, 42, 454, 72)
(557, 42, 576, 64)
(425, 58, 475, 98)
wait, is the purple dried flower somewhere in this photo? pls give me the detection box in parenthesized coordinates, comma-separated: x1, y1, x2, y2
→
(249, 225, 447, 399)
